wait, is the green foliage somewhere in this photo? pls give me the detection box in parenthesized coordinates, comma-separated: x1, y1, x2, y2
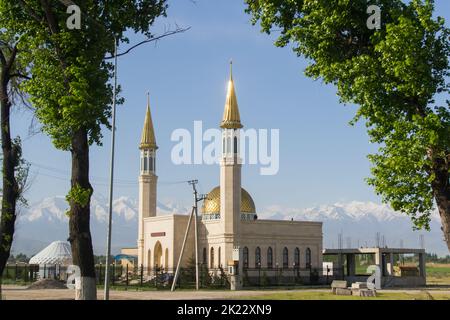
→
(7, 253, 29, 263)
(184, 256, 197, 282)
(246, 0, 450, 230)
(11, 137, 30, 208)
(200, 264, 212, 286)
(426, 252, 450, 263)
(0, 0, 167, 150)
(66, 183, 92, 208)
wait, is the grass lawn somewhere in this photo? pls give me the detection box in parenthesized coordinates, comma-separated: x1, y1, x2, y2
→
(240, 290, 450, 300)
(426, 263, 450, 286)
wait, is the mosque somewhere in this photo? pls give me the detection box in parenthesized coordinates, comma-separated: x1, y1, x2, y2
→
(126, 64, 323, 277)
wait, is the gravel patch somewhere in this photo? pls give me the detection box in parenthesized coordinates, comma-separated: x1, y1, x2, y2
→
(27, 279, 68, 290)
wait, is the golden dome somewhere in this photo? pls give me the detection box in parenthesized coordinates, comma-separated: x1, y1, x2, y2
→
(201, 186, 256, 214)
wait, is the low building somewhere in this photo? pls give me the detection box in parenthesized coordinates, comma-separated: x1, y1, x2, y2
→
(323, 247, 426, 287)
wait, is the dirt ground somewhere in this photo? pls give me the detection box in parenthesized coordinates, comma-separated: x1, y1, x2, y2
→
(2, 285, 450, 300)
(1, 285, 280, 300)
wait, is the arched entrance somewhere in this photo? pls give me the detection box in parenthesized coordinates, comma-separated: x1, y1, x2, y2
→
(154, 241, 163, 271)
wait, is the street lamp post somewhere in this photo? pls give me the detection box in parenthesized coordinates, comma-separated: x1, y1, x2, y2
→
(104, 37, 118, 301)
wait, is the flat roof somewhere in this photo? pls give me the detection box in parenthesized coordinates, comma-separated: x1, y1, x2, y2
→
(323, 247, 425, 255)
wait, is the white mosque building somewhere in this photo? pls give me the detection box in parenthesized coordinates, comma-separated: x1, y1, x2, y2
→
(125, 64, 323, 277)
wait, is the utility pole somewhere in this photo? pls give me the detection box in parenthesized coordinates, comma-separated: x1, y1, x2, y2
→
(104, 37, 118, 301)
(188, 180, 206, 291)
(171, 180, 206, 291)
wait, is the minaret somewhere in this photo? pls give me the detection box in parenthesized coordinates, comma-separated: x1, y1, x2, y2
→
(138, 93, 158, 268)
(220, 61, 242, 243)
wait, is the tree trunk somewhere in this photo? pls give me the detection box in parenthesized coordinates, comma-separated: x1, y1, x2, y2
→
(68, 128, 96, 300)
(431, 155, 450, 252)
(0, 57, 19, 300)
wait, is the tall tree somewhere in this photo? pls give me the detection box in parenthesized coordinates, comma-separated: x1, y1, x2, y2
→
(0, 0, 170, 299)
(0, 32, 30, 299)
(246, 0, 450, 250)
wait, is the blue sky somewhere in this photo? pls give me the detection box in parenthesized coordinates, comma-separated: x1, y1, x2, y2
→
(11, 0, 450, 211)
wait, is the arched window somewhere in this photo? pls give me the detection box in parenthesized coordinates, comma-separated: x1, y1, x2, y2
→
(233, 136, 238, 154)
(227, 137, 231, 154)
(283, 247, 289, 268)
(202, 248, 207, 265)
(222, 138, 225, 154)
(143, 155, 148, 171)
(255, 247, 261, 268)
(218, 247, 221, 268)
(149, 156, 154, 172)
(243, 247, 249, 269)
(210, 247, 215, 269)
(294, 248, 300, 268)
(267, 247, 273, 269)
(306, 248, 311, 269)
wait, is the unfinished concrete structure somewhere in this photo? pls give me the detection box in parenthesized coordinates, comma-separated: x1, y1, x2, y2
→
(323, 247, 426, 287)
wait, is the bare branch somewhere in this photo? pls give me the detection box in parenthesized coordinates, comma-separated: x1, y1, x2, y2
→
(10, 73, 31, 80)
(105, 27, 191, 59)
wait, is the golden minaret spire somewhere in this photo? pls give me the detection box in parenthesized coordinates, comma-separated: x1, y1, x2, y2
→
(139, 92, 158, 150)
(220, 60, 243, 129)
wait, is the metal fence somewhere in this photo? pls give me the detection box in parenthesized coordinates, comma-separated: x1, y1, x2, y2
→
(102, 265, 231, 290)
(241, 267, 345, 287)
(2, 263, 344, 289)
(3, 264, 47, 283)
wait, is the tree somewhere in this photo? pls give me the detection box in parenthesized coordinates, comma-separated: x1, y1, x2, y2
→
(246, 0, 450, 251)
(0, 0, 173, 299)
(0, 31, 30, 299)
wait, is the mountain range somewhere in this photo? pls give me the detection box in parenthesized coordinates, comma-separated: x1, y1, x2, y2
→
(11, 195, 448, 257)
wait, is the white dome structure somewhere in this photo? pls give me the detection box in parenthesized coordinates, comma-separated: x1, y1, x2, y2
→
(29, 241, 72, 265)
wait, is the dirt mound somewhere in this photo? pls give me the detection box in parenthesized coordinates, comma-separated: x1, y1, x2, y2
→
(27, 279, 68, 290)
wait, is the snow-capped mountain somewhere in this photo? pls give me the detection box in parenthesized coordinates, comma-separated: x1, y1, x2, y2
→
(11, 197, 448, 257)
(12, 195, 190, 256)
(260, 202, 446, 255)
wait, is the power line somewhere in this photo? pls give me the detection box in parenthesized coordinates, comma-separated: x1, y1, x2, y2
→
(27, 164, 188, 187)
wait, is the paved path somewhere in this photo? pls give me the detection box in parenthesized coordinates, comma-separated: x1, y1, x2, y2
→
(2, 285, 450, 300)
(1, 286, 288, 300)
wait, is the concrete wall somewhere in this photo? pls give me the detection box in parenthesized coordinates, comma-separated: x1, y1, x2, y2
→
(345, 275, 426, 288)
